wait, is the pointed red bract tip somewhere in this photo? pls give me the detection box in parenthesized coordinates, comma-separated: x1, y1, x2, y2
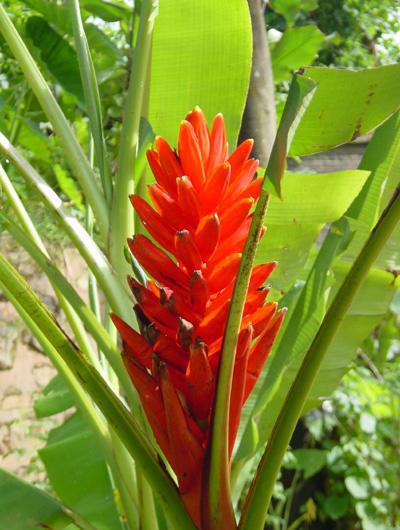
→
(113, 108, 285, 523)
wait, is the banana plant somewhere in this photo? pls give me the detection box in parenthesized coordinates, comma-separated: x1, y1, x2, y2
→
(0, 2, 399, 530)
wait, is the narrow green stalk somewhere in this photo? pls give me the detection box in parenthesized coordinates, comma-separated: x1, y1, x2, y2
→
(68, 0, 112, 204)
(110, 0, 158, 279)
(1, 214, 138, 406)
(0, 254, 196, 530)
(0, 132, 133, 323)
(1, 162, 138, 528)
(0, 163, 98, 367)
(205, 189, 270, 529)
(86, 207, 102, 322)
(0, 5, 108, 239)
(239, 183, 400, 530)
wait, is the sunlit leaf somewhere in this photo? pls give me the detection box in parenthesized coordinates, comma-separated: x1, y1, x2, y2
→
(40, 412, 124, 530)
(259, 169, 370, 289)
(34, 373, 75, 418)
(290, 65, 400, 156)
(271, 26, 324, 83)
(149, 0, 252, 146)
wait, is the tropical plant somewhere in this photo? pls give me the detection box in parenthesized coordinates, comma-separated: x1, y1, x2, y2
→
(0, 1, 399, 529)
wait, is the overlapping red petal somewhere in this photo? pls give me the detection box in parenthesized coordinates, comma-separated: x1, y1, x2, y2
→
(113, 107, 284, 526)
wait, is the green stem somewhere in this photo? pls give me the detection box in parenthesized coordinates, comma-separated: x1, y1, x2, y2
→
(1, 214, 138, 406)
(239, 183, 400, 530)
(0, 132, 133, 323)
(85, 207, 140, 530)
(68, 0, 112, 204)
(0, 163, 98, 367)
(0, 4, 108, 239)
(0, 254, 196, 530)
(204, 188, 270, 529)
(110, 0, 158, 280)
(0, 163, 137, 528)
(86, 206, 102, 324)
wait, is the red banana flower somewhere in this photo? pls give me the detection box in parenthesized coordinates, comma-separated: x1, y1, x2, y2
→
(112, 107, 285, 527)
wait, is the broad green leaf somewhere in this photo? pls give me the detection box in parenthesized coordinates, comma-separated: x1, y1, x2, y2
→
(237, 206, 395, 463)
(23, 0, 72, 33)
(346, 111, 400, 270)
(25, 16, 84, 103)
(263, 267, 395, 450)
(323, 495, 350, 519)
(0, 467, 81, 530)
(18, 119, 51, 163)
(290, 65, 400, 156)
(148, 0, 252, 146)
(285, 448, 327, 479)
(303, 265, 397, 409)
(270, 0, 318, 24)
(34, 373, 75, 418)
(345, 476, 370, 500)
(237, 170, 370, 460)
(34, 375, 121, 530)
(267, 74, 316, 196)
(40, 412, 124, 530)
(271, 26, 324, 83)
(267, 170, 370, 224)
(259, 169, 370, 290)
(235, 222, 346, 461)
(23, 0, 120, 72)
(347, 111, 400, 229)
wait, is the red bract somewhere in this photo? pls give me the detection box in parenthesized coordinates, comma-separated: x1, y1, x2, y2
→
(112, 107, 285, 527)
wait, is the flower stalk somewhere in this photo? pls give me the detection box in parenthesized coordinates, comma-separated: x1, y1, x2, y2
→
(204, 187, 272, 530)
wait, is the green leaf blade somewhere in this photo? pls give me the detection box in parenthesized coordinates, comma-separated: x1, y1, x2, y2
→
(148, 0, 252, 146)
(290, 65, 400, 156)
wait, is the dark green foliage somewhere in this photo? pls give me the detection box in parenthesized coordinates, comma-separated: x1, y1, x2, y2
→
(266, 0, 400, 70)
